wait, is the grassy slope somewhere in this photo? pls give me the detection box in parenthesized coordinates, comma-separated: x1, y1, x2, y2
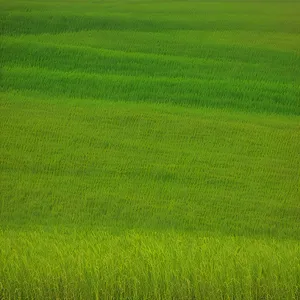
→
(1, 1, 300, 114)
(1, 0, 300, 299)
(1, 92, 300, 238)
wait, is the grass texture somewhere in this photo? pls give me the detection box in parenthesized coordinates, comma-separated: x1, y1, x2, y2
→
(1, 0, 300, 299)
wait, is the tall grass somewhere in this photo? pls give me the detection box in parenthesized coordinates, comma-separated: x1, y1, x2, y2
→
(1, 230, 299, 300)
(1, 0, 300, 298)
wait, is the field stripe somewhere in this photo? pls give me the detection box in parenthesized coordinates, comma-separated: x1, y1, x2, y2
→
(2, 65, 299, 115)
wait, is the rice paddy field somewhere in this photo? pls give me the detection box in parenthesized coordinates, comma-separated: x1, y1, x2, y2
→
(1, 0, 300, 299)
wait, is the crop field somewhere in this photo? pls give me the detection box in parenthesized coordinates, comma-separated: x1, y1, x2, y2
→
(1, 0, 300, 299)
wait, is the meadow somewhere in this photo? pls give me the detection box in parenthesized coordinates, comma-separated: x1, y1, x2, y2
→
(1, 0, 300, 299)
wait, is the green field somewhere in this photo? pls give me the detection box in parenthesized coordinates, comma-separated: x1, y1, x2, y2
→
(1, 0, 300, 299)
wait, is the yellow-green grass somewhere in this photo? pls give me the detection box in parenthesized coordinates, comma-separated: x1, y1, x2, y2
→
(1, 92, 299, 236)
(1, 230, 299, 300)
(1, 0, 300, 298)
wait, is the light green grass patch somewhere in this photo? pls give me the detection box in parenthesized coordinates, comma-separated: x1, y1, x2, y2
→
(1, 230, 299, 300)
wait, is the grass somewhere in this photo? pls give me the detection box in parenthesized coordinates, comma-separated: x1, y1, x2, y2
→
(1, 0, 300, 299)
(1, 230, 299, 299)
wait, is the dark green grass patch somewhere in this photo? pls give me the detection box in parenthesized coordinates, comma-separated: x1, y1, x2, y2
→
(1, 0, 300, 114)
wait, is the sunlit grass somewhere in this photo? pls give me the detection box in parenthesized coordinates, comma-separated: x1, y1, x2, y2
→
(1, 230, 299, 299)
